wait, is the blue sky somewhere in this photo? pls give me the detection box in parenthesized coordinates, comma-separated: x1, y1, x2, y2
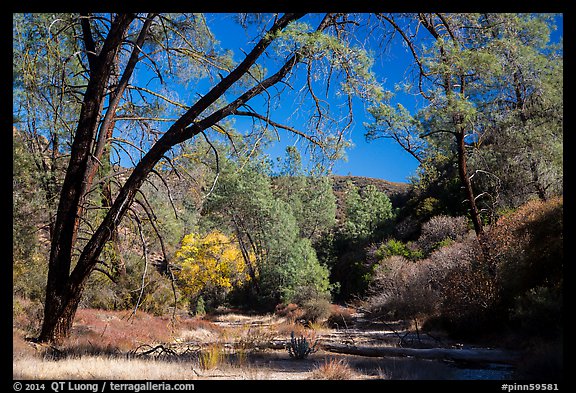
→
(203, 13, 422, 183)
(153, 13, 563, 184)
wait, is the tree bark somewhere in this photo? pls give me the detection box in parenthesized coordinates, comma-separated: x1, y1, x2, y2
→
(455, 128, 484, 237)
(39, 14, 135, 344)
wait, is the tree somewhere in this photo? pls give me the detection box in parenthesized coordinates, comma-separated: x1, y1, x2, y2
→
(174, 230, 251, 309)
(372, 13, 488, 237)
(257, 199, 332, 306)
(466, 14, 563, 209)
(318, 181, 395, 301)
(342, 181, 395, 240)
(273, 146, 337, 240)
(201, 155, 332, 308)
(366, 13, 562, 259)
(14, 13, 382, 343)
(13, 128, 47, 301)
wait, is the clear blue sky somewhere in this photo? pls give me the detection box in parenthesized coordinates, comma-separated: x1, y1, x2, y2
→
(203, 13, 421, 183)
(191, 13, 563, 184)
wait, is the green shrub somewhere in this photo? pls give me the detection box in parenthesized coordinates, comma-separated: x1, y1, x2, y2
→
(193, 296, 206, 316)
(375, 239, 423, 261)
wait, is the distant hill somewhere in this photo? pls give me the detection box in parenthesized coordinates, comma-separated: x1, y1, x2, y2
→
(330, 175, 411, 208)
(329, 175, 412, 226)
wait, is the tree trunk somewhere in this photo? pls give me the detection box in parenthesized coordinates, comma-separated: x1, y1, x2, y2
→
(321, 342, 519, 364)
(38, 14, 136, 344)
(37, 277, 85, 344)
(455, 129, 483, 237)
(36, 12, 306, 344)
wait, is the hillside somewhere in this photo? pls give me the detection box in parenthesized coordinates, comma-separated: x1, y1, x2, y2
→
(330, 175, 411, 208)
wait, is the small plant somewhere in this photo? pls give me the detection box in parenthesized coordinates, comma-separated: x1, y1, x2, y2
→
(199, 343, 226, 370)
(194, 296, 206, 316)
(310, 358, 355, 380)
(286, 331, 318, 359)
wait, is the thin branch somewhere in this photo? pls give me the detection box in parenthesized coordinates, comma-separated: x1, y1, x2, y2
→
(114, 116, 179, 122)
(150, 169, 179, 218)
(93, 266, 118, 284)
(133, 198, 177, 323)
(126, 85, 190, 110)
(233, 110, 322, 147)
(79, 13, 98, 72)
(199, 131, 220, 200)
(128, 207, 148, 321)
(376, 13, 433, 100)
(419, 129, 457, 138)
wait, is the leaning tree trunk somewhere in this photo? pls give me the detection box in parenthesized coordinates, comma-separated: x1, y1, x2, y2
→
(38, 136, 176, 343)
(455, 125, 494, 274)
(37, 12, 306, 344)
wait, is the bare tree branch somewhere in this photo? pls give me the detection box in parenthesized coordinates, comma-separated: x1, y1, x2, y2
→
(233, 110, 322, 147)
(150, 169, 179, 219)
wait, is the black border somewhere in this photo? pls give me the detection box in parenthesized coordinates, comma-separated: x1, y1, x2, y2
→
(8, 4, 570, 391)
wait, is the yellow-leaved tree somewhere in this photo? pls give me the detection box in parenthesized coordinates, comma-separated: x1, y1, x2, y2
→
(174, 230, 251, 310)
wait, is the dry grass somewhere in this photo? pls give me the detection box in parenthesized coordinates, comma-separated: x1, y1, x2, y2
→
(70, 309, 175, 352)
(12, 305, 474, 380)
(275, 303, 304, 323)
(198, 345, 223, 370)
(309, 358, 359, 380)
(13, 356, 198, 380)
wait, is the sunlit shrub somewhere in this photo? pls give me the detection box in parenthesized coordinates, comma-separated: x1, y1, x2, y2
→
(374, 239, 423, 261)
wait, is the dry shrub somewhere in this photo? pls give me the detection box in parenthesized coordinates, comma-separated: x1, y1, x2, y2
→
(274, 303, 304, 322)
(301, 297, 332, 323)
(177, 316, 223, 334)
(326, 304, 355, 329)
(437, 264, 501, 335)
(490, 196, 563, 299)
(417, 215, 469, 254)
(68, 309, 174, 353)
(513, 340, 563, 380)
(366, 232, 482, 321)
(365, 197, 562, 339)
(365, 256, 440, 319)
(235, 326, 276, 352)
(13, 296, 43, 336)
(309, 358, 356, 380)
(275, 320, 308, 337)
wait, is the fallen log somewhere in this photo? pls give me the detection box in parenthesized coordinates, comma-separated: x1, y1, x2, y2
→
(321, 342, 520, 364)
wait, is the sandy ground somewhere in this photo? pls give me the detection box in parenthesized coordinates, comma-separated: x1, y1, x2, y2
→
(13, 309, 515, 380)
